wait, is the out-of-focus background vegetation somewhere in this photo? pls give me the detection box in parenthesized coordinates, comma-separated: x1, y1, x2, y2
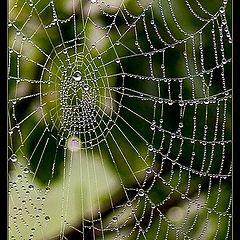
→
(8, 0, 232, 239)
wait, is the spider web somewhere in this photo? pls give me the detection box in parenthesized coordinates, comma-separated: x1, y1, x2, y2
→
(8, 0, 232, 239)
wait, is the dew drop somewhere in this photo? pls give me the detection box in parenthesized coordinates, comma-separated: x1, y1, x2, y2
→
(73, 71, 81, 81)
(10, 154, 17, 162)
(179, 101, 184, 107)
(179, 122, 183, 128)
(45, 216, 50, 221)
(219, 7, 225, 13)
(67, 136, 81, 152)
(29, 185, 34, 190)
(112, 216, 118, 223)
(150, 124, 155, 131)
(83, 85, 89, 91)
(181, 195, 185, 199)
(138, 189, 144, 197)
(148, 145, 153, 152)
(146, 168, 152, 174)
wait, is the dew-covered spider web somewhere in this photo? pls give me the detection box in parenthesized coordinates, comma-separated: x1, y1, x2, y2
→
(8, 0, 232, 239)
